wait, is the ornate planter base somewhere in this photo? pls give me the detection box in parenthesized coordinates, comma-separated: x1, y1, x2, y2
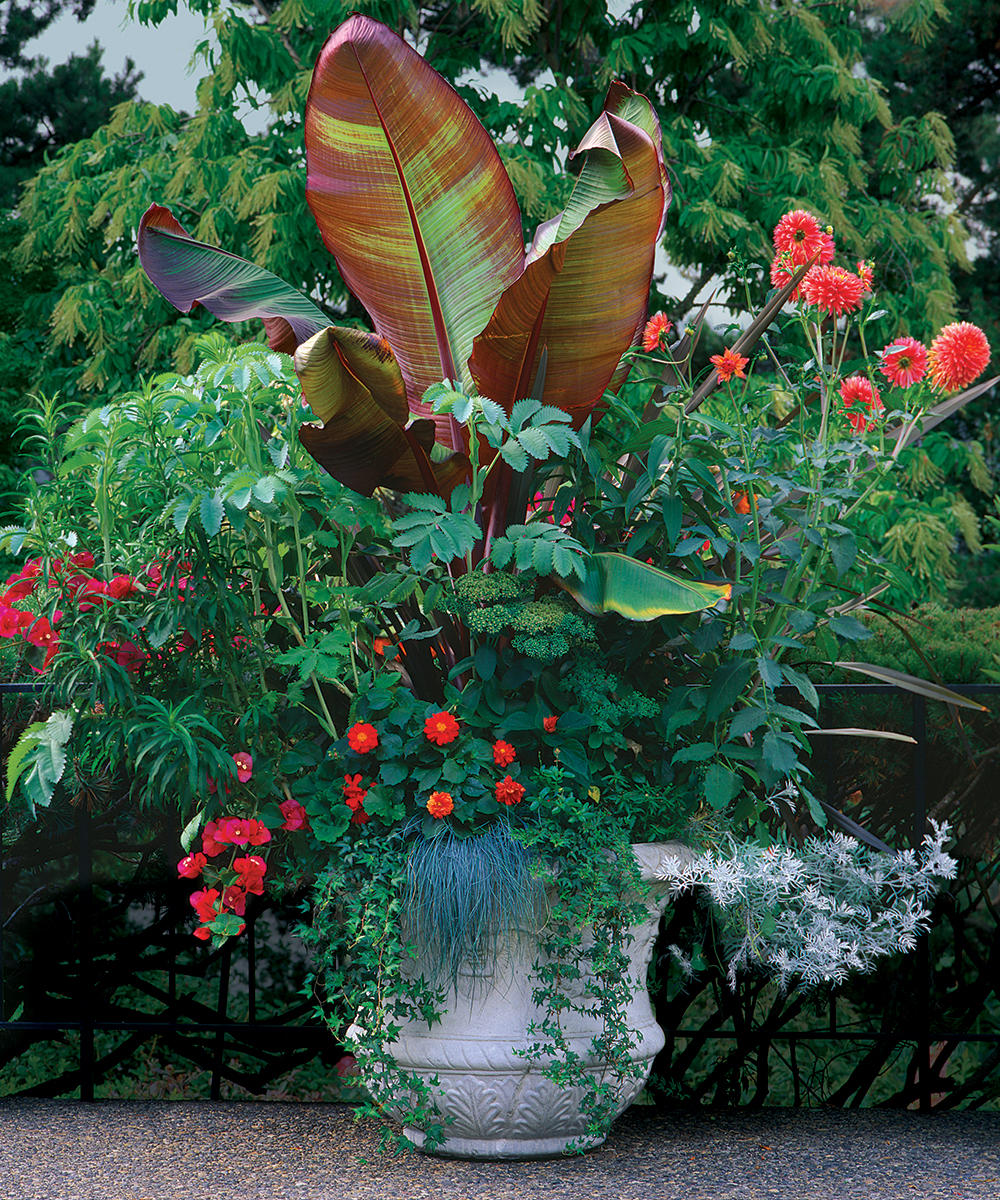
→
(351, 842, 690, 1160)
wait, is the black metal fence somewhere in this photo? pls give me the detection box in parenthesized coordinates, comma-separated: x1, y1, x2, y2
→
(2, 680, 998, 1108)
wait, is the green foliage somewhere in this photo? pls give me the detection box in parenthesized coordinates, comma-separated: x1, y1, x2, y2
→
(7, 0, 973, 406)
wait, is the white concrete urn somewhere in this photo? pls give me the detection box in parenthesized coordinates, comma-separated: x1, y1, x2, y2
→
(349, 841, 692, 1160)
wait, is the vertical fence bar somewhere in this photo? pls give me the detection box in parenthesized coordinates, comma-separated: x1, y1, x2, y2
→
(76, 806, 95, 1100)
(912, 692, 932, 1112)
(211, 941, 232, 1101)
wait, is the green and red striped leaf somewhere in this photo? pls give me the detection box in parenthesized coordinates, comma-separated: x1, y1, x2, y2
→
(304, 14, 525, 451)
(469, 83, 669, 423)
(136, 204, 329, 354)
(295, 326, 470, 498)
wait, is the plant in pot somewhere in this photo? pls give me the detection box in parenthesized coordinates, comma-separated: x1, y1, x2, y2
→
(9, 11, 987, 1158)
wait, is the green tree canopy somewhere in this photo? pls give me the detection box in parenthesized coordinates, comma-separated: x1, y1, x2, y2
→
(8, 0, 975, 402)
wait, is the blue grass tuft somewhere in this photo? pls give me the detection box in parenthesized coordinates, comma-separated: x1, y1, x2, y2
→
(403, 821, 545, 988)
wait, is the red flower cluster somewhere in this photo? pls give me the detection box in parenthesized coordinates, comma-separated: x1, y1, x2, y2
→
(769, 212, 867, 317)
(343, 774, 370, 824)
(202, 815, 272, 856)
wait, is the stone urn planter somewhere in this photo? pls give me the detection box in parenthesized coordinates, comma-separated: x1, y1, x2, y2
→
(349, 841, 692, 1159)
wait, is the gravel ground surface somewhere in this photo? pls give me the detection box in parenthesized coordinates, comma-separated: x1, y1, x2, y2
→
(0, 1101, 997, 1200)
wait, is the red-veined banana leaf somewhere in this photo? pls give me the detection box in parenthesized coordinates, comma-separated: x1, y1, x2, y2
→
(137, 205, 330, 355)
(469, 82, 669, 426)
(304, 13, 525, 453)
(558, 552, 731, 620)
(295, 326, 470, 498)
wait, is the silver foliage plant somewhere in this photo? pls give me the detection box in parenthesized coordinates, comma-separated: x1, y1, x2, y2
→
(656, 821, 956, 990)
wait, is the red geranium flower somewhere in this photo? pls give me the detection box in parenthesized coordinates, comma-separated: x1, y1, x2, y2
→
(927, 322, 991, 392)
(424, 711, 460, 746)
(801, 266, 864, 317)
(343, 774, 368, 811)
(350, 807, 370, 825)
(427, 791, 454, 818)
(493, 740, 516, 767)
(642, 311, 673, 353)
(878, 337, 928, 388)
(347, 722, 379, 753)
(543, 715, 558, 733)
(710, 347, 750, 383)
(495, 776, 526, 806)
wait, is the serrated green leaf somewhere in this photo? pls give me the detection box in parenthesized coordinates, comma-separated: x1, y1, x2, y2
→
(199, 492, 224, 537)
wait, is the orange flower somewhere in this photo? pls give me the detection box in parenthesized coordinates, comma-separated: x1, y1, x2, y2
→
(856, 259, 874, 292)
(878, 337, 927, 388)
(495, 775, 526, 806)
(427, 791, 454, 818)
(773, 210, 826, 266)
(801, 266, 864, 317)
(347, 722, 378, 753)
(710, 347, 749, 382)
(542, 715, 558, 733)
(642, 311, 673, 353)
(424, 711, 460, 745)
(493, 740, 516, 767)
(839, 375, 884, 433)
(733, 491, 752, 515)
(927, 322, 991, 392)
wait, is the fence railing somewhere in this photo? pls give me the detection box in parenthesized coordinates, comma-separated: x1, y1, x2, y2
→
(2, 679, 998, 1108)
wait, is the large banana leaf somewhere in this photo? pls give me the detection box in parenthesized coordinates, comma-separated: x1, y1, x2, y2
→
(469, 84, 669, 423)
(137, 205, 330, 354)
(559, 552, 731, 619)
(295, 327, 470, 497)
(305, 14, 525, 451)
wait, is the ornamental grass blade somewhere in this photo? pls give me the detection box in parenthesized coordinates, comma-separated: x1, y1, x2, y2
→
(137, 204, 329, 354)
(685, 257, 818, 414)
(296, 327, 471, 499)
(805, 727, 918, 744)
(835, 661, 989, 711)
(558, 551, 730, 619)
(469, 83, 669, 426)
(890, 375, 1000, 456)
(305, 14, 524, 452)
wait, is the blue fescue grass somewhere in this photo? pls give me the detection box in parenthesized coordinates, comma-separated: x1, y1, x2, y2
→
(403, 820, 546, 988)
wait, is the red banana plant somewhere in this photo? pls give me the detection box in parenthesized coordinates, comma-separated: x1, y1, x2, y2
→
(137, 13, 730, 621)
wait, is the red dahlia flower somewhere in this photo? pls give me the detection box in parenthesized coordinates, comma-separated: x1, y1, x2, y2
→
(493, 740, 516, 767)
(495, 776, 526, 806)
(347, 722, 379, 753)
(927, 322, 991, 391)
(710, 347, 750, 382)
(642, 312, 673, 353)
(878, 337, 927, 388)
(427, 791, 454, 817)
(773, 209, 826, 266)
(801, 266, 864, 317)
(840, 375, 884, 433)
(424, 711, 460, 745)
